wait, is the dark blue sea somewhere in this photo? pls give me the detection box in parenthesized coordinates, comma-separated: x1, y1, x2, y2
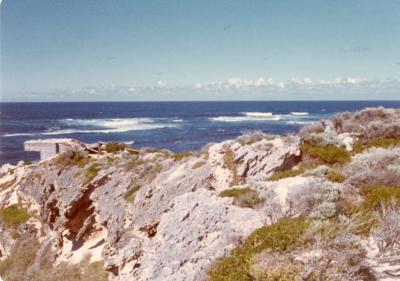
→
(1, 101, 399, 165)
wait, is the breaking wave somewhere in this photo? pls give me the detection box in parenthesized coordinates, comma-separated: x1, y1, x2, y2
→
(3, 118, 177, 137)
(290, 112, 309, 116)
(241, 112, 274, 117)
(210, 112, 281, 122)
(210, 115, 281, 122)
(286, 120, 315, 125)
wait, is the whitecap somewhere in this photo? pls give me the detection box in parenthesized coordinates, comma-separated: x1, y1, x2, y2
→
(210, 115, 281, 122)
(286, 121, 315, 125)
(290, 112, 309, 116)
(3, 118, 177, 137)
(241, 112, 274, 117)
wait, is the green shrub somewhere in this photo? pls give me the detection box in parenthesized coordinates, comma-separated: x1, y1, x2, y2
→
(122, 158, 145, 171)
(300, 143, 351, 165)
(0, 238, 39, 279)
(124, 185, 141, 203)
(353, 138, 400, 154)
(224, 149, 239, 186)
(326, 170, 346, 183)
(173, 152, 192, 161)
(54, 150, 90, 168)
(348, 186, 400, 235)
(105, 142, 127, 153)
(359, 186, 400, 210)
(0, 205, 29, 227)
(219, 188, 263, 208)
(83, 163, 101, 185)
(268, 168, 304, 181)
(250, 252, 304, 281)
(0, 237, 109, 281)
(208, 217, 310, 281)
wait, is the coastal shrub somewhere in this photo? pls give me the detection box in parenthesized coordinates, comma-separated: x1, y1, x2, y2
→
(352, 138, 400, 154)
(300, 122, 325, 135)
(172, 152, 192, 162)
(302, 217, 375, 280)
(301, 130, 345, 148)
(359, 186, 400, 210)
(346, 186, 400, 235)
(372, 203, 400, 256)
(32, 256, 109, 281)
(124, 185, 141, 203)
(54, 150, 90, 168)
(332, 107, 400, 140)
(122, 157, 145, 171)
(105, 142, 127, 153)
(224, 148, 239, 186)
(249, 251, 303, 281)
(0, 205, 29, 227)
(237, 131, 273, 146)
(83, 163, 101, 185)
(326, 169, 346, 183)
(300, 142, 351, 165)
(268, 168, 304, 181)
(286, 179, 341, 219)
(219, 188, 263, 208)
(208, 217, 310, 281)
(343, 147, 400, 188)
(0, 238, 40, 280)
(0, 237, 108, 281)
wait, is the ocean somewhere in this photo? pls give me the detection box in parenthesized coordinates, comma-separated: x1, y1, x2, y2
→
(1, 101, 399, 165)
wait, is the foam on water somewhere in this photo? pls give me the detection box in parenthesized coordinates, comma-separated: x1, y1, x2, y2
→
(210, 115, 281, 122)
(3, 118, 177, 137)
(290, 112, 309, 116)
(242, 112, 274, 117)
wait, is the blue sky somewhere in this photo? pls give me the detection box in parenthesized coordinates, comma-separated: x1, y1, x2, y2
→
(1, 0, 400, 101)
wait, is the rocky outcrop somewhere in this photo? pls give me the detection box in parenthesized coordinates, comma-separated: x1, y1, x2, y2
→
(0, 132, 301, 281)
(1, 107, 400, 281)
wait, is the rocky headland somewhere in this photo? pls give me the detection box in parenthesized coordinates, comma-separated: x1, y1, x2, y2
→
(1, 107, 400, 281)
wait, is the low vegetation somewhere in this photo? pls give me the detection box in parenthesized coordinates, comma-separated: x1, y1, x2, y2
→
(300, 142, 351, 165)
(83, 163, 101, 185)
(208, 217, 310, 281)
(286, 179, 341, 219)
(352, 138, 400, 153)
(219, 188, 263, 208)
(237, 131, 274, 146)
(0, 205, 29, 227)
(343, 147, 400, 188)
(326, 169, 346, 183)
(104, 142, 127, 153)
(124, 185, 141, 203)
(332, 107, 400, 140)
(224, 148, 239, 186)
(172, 152, 193, 162)
(268, 168, 304, 181)
(54, 150, 90, 168)
(0, 237, 108, 281)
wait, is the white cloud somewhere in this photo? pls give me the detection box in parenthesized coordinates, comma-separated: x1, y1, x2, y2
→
(27, 77, 398, 101)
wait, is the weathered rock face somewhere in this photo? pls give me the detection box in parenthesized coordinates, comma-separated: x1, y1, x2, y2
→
(0, 133, 301, 281)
